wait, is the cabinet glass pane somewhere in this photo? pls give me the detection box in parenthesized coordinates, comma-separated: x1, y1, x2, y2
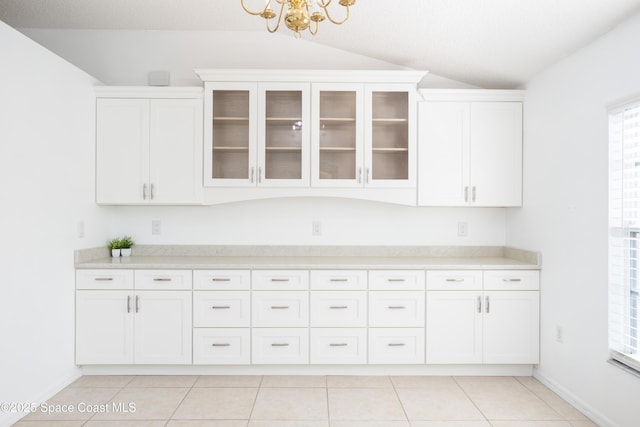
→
(265, 91, 302, 180)
(212, 90, 250, 179)
(319, 91, 357, 180)
(372, 91, 408, 180)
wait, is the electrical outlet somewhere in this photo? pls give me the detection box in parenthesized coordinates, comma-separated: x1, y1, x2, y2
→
(312, 220, 322, 236)
(152, 220, 161, 235)
(555, 325, 563, 343)
(457, 222, 468, 237)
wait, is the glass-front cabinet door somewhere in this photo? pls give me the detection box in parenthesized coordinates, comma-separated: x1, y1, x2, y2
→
(204, 82, 257, 187)
(258, 83, 310, 187)
(365, 84, 416, 188)
(311, 83, 364, 187)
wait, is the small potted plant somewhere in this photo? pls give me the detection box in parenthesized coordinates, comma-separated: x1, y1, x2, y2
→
(108, 238, 122, 257)
(119, 235, 135, 257)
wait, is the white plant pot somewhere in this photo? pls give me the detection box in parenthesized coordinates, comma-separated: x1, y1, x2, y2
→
(111, 249, 121, 257)
(121, 248, 132, 257)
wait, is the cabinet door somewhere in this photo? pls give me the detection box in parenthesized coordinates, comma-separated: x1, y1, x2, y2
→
(134, 291, 192, 364)
(417, 102, 469, 206)
(258, 83, 310, 187)
(426, 291, 482, 364)
(483, 291, 539, 364)
(365, 84, 416, 188)
(311, 83, 364, 187)
(96, 98, 149, 204)
(76, 290, 134, 364)
(204, 83, 258, 187)
(469, 102, 522, 206)
(149, 98, 202, 204)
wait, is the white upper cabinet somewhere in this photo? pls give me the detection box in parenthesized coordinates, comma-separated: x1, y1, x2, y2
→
(96, 88, 203, 205)
(418, 90, 523, 207)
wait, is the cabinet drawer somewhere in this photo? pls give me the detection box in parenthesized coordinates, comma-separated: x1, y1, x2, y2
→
(310, 270, 367, 290)
(369, 291, 425, 327)
(252, 270, 309, 290)
(135, 270, 192, 290)
(193, 328, 250, 365)
(310, 291, 367, 327)
(369, 270, 425, 290)
(194, 270, 250, 290)
(193, 291, 250, 327)
(426, 270, 482, 290)
(368, 328, 425, 364)
(252, 291, 309, 327)
(483, 270, 540, 290)
(310, 328, 367, 364)
(252, 328, 309, 364)
(76, 269, 134, 290)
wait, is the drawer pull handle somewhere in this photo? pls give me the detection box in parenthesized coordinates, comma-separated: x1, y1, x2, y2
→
(330, 278, 349, 282)
(445, 278, 464, 282)
(330, 306, 348, 309)
(477, 296, 482, 313)
(127, 295, 131, 313)
(135, 295, 140, 313)
(94, 277, 113, 281)
(271, 343, 289, 347)
(153, 278, 172, 282)
(270, 305, 289, 310)
(212, 343, 231, 347)
(387, 278, 406, 282)
(388, 306, 406, 309)
(212, 278, 231, 282)
(212, 306, 231, 310)
(330, 343, 348, 347)
(486, 296, 490, 313)
(271, 278, 290, 282)
(502, 278, 522, 282)
(388, 343, 405, 347)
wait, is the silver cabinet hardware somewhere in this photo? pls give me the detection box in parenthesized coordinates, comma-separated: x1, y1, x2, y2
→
(270, 305, 289, 309)
(464, 186, 469, 202)
(387, 278, 406, 282)
(271, 278, 290, 282)
(150, 183, 155, 200)
(477, 296, 482, 313)
(127, 295, 131, 313)
(94, 277, 113, 281)
(502, 278, 522, 282)
(212, 343, 230, 347)
(271, 343, 289, 347)
(211, 306, 231, 310)
(330, 343, 348, 347)
(212, 278, 231, 282)
(472, 186, 476, 202)
(330, 306, 348, 309)
(485, 296, 490, 313)
(258, 166, 262, 183)
(445, 278, 464, 282)
(365, 167, 370, 183)
(142, 183, 148, 200)
(153, 278, 172, 282)
(388, 306, 406, 309)
(388, 343, 405, 347)
(135, 295, 140, 313)
(330, 278, 348, 282)
(250, 167, 255, 183)
(357, 167, 362, 183)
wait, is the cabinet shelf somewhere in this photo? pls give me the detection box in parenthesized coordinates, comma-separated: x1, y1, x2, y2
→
(320, 117, 357, 123)
(372, 147, 409, 153)
(213, 146, 250, 152)
(372, 118, 409, 126)
(319, 147, 357, 152)
(213, 117, 250, 122)
(266, 117, 303, 122)
(266, 146, 302, 152)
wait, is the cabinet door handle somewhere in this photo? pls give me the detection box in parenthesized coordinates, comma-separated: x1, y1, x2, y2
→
(445, 278, 464, 282)
(388, 306, 406, 310)
(329, 305, 348, 309)
(330, 343, 348, 347)
(271, 343, 289, 347)
(150, 183, 155, 200)
(142, 183, 148, 200)
(153, 278, 172, 282)
(472, 186, 476, 202)
(127, 295, 131, 313)
(94, 277, 113, 281)
(212, 306, 231, 310)
(250, 167, 255, 183)
(357, 167, 362, 184)
(258, 166, 262, 183)
(135, 295, 140, 313)
(212, 343, 231, 347)
(502, 278, 522, 282)
(212, 277, 231, 282)
(485, 296, 490, 313)
(365, 167, 370, 184)
(477, 296, 482, 313)
(388, 343, 405, 347)
(270, 305, 289, 310)
(464, 186, 469, 202)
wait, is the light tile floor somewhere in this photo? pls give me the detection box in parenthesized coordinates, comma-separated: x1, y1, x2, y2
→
(13, 375, 598, 427)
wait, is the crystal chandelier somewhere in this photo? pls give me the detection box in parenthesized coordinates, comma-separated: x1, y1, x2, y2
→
(240, 0, 356, 37)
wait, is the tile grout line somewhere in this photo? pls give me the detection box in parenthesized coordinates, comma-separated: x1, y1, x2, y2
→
(514, 376, 566, 421)
(246, 375, 264, 422)
(390, 375, 411, 425)
(452, 375, 493, 426)
(165, 374, 200, 424)
(81, 375, 134, 426)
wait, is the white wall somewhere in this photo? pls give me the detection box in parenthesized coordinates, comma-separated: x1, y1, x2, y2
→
(0, 21, 111, 426)
(506, 13, 640, 427)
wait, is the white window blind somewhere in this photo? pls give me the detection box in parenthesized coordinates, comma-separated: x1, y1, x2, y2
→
(609, 99, 640, 372)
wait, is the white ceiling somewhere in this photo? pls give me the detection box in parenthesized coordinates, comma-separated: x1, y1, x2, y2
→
(1, 0, 640, 88)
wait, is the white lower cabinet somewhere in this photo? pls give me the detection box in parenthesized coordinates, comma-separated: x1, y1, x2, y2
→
(310, 328, 367, 364)
(425, 270, 540, 364)
(252, 328, 309, 364)
(368, 328, 425, 364)
(193, 328, 250, 364)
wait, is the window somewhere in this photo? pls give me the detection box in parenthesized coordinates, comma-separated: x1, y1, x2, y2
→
(609, 99, 640, 372)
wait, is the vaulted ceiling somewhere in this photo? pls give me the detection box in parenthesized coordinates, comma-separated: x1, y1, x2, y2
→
(1, 0, 640, 88)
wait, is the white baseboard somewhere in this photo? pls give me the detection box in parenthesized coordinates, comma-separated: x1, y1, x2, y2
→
(533, 369, 617, 427)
